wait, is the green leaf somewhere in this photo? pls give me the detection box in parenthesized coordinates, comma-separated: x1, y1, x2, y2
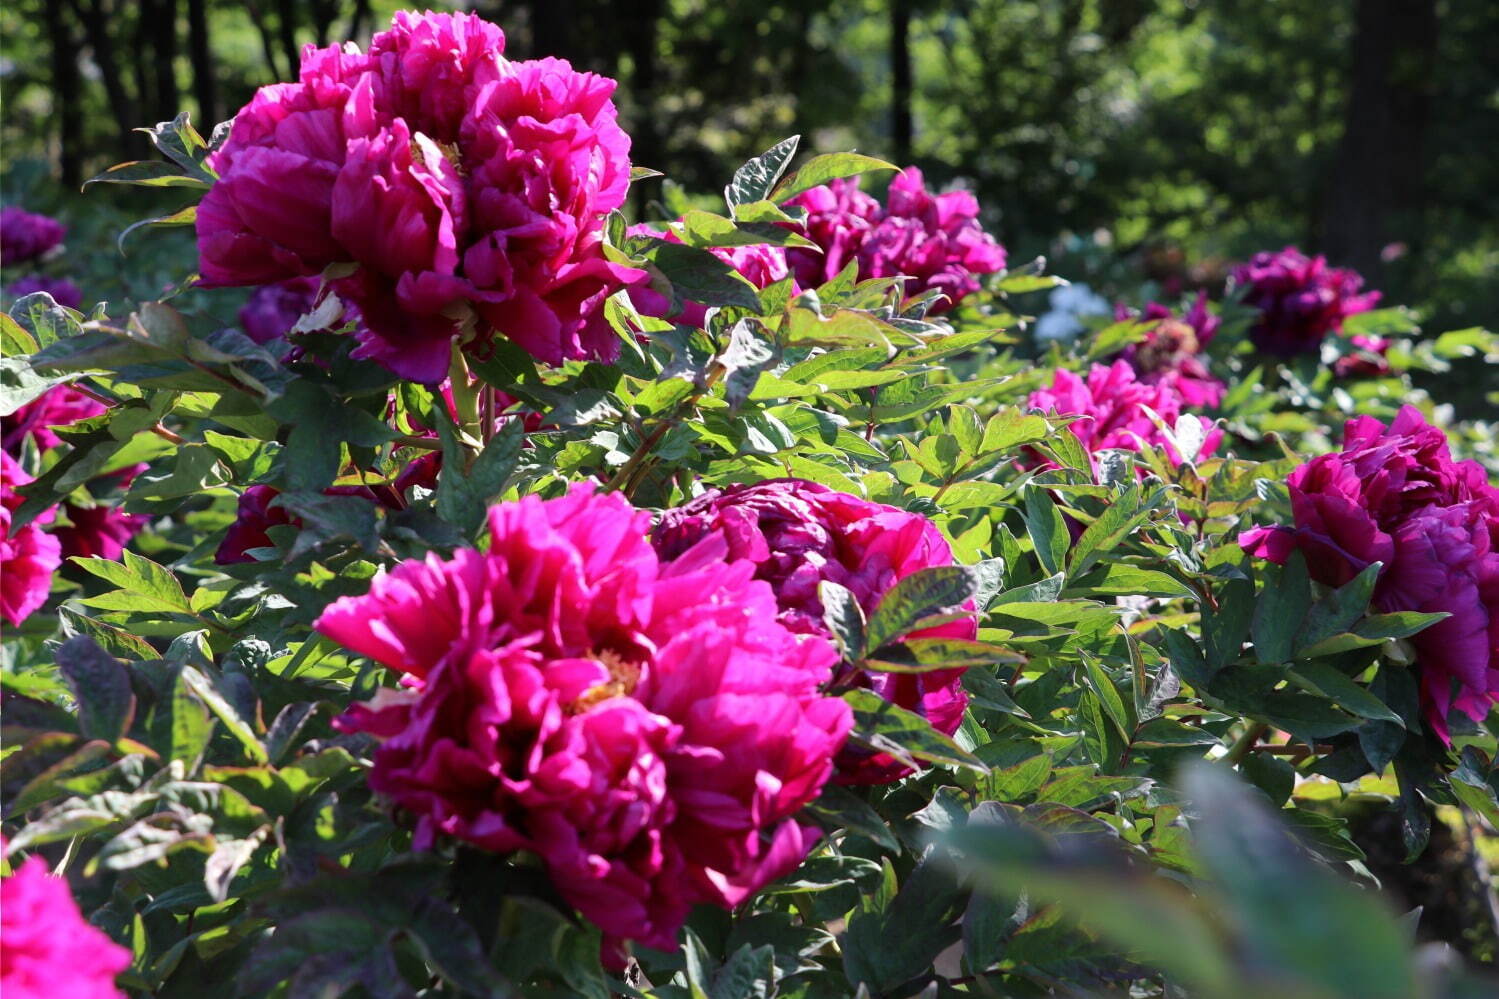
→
(802, 785, 899, 852)
(1068, 484, 1155, 576)
(641, 239, 762, 311)
(1295, 561, 1383, 653)
(725, 135, 800, 207)
(843, 688, 985, 772)
(864, 565, 978, 651)
(771, 152, 898, 202)
(842, 855, 964, 992)
(55, 636, 136, 743)
(1288, 664, 1403, 725)
(180, 667, 267, 764)
(1251, 552, 1311, 664)
(0, 356, 77, 417)
(437, 416, 524, 538)
(1023, 486, 1068, 576)
(85, 159, 210, 189)
(981, 407, 1051, 453)
(818, 581, 866, 661)
(74, 550, 194, 617)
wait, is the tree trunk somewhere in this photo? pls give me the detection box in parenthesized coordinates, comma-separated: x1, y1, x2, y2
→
(153, 0, 180, 124)
(1320, 0, 1438, 277)
(244, 0, 283, 79)
(187, 0, 217, 128)
(44, 0, 85, 187)
(622, 0, 662, 216)
(70, 0, 142, 159)
(890, 0, 912, 165)
(274, 0, 300, 79)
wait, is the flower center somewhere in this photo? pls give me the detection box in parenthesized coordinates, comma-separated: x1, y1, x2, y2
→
(569, 649, 643, 714)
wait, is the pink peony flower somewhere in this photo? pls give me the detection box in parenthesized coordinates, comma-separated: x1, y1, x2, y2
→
(784, 168, 1006, 313)
(1240, 406, 1499, 742)
(1333, 333, 1392, 379)
(627, 222, 795, 327)
(198, 12, 645, 383)
(1232, 246, 1380, 357)
(1026, 360, 1222, 471)
(1113, 292, 1226, 408)
(0, 854, 129, 999)
(651, 478, 974, 784)
(1, 453, 60, 627)
(2, 385, 106, 456)
(318, 486, 850, 953)
(238, 276, 327, 344)
(5, 275, 83, 310)
(0, 208, 66, 264)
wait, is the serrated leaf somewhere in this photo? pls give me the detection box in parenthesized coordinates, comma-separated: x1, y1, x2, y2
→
(771, 152, 898, 202)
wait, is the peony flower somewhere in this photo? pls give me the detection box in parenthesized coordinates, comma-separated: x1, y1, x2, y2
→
(1113, 292, 1226, 408)
(214, 485, 298, 564)
(1232, 246, 1380, 357)
(0, 208, 66, 264)
(238, 276, 327, 344)
(5, 275, 83, 310)
(1332, 333, 1392, 379)
(198, 12, 645, 383)
(1240, 406, 1499, 742)
(1026, 360, 1222, 470)
(52, 503, 144, 562)
(1, 453, 61, 626)
(784, 168, 1005, 313)
(2, 385, 106, 456)
(652, 478, 974, 784)
(318, 486, 850, 953)
(0, 853, 130, 999)
(627, 222, 795, 328)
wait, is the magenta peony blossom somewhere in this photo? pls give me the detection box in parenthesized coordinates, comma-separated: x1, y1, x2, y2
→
(2, 385, 106, 456)
(1333, 333, 1392, 379)
(214, 485, 297, 565)
(198, 11, 645, 383)
(5, 275, 83, 310)
(652, 478, 974, 784)
(784, 168, 1005, 313)
(0, 854, 129, 999)
(1026, 360, 1222, 471)
(238, 276, 327, 344)
(1, 453, 60, 626)
(317, 486, 850, 953)
(0, 208, 66, 264)
(627, 222, 794, 328)
(1232, 246, 1380, 357)
(52, 503, 144, 562)
(1240, 406, 1499, 741)
(1112, 293, 1226, 409)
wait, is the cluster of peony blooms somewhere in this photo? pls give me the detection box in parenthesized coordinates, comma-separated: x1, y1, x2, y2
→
(783, 168, 1006, 313)
(1026, 359, 1221, 473)
(1112, 292, 1225, 408)
(1241, 406, 1499, 741)
(1, 389, 145, 624)
(1232, 246, 1380, 358)
(627, 222, 795, 328)
(0, 851, 131, 998)
(196, 10, 644, 383)
(317, 480, 974, 952)
(0, 207, 65, 264)
(652, 478, 975, 783)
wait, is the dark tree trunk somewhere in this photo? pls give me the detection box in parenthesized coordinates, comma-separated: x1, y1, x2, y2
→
(132, 0, 156, 122)
(274, 0, 300, 80)
(1320, 0, 1438, 277)
(244, 0, 284, 79)
(70, 0, 142, 159)
(346, 0, 373, 44)
(622, 0, 662, 215)
(890, 0, 912, 165)
(187, 0, 217, 128)
(153, 0, 181, 124)
(44, 0, 85, 187)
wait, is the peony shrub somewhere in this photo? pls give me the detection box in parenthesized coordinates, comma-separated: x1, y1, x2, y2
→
(2, 9, 1497, 999)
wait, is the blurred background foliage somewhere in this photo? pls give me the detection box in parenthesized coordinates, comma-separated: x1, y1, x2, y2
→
(2, 0, 1497, 342)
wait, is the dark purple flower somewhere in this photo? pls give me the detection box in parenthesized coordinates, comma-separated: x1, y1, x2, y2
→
(237, 277, 326, 344)
(1113, 292, 1226, 408)
(5, 275, 83, 310)
(1240, 406, 1499, 742)
(0, 208, 66, 264)
(1232, 246, 1380, 357)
